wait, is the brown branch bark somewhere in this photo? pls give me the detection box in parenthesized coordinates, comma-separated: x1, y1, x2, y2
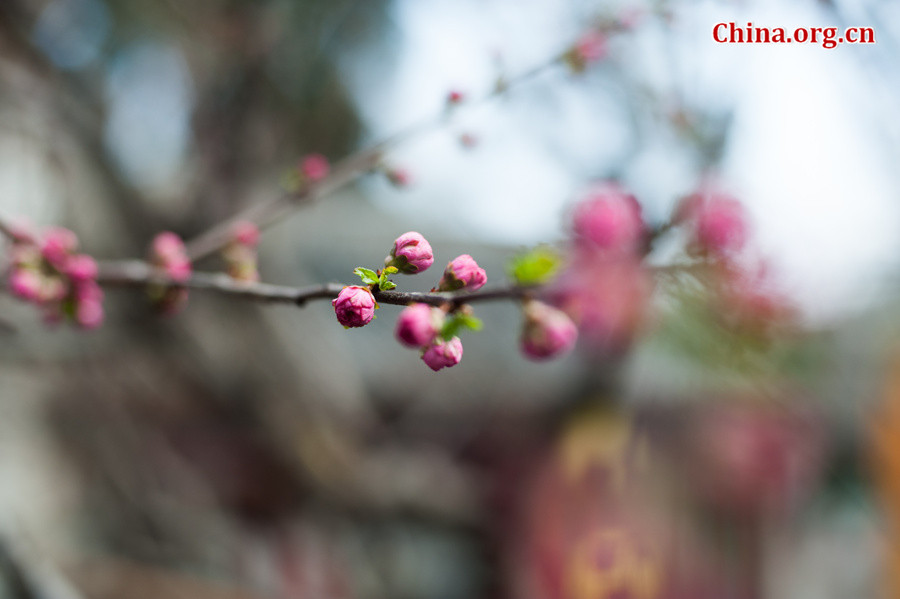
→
(96, 260, 543, 308)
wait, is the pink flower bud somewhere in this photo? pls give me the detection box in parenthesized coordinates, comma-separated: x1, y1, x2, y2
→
(691, 194, 748, 257)
(8, 268, 41, 301)
(459, 132, 478, 149)
(75, 298, 104, 329)
(421, 336, 463, 371)
(73, 279, 103, 303)
(150, 232, 192, 282)
(395, 303, 444, 348)
(164, 258, 192, 283)
(40, 227, 78, 269)
(224, 243, 260, 282)
(438, 254, 487, 291)
(385, 232, 434, 274)
(300, 153, 330, 182)
(152, 232, 187, 262)
(233, 221, 260, 248)
(65, 254, 98, 283)
(574, 31, 607, 62)
(332, 285, 376, 328)
(520, 301, 578, 360)
(386, 168, 412, 188)
(566, 30, 608, 72)
(571, 184, 644, 254)
(447, 90, 465, 105)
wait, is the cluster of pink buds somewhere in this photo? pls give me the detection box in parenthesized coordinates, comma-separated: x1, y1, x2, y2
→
(548, 182, 651, 352)
(674, 182, 794, 336)
(223, 221, 261, 282)
(6, 226, 103, 328)
(394, 303, 463, 371)
(335, 232, 489, 372)
(148, 232, 191, 314)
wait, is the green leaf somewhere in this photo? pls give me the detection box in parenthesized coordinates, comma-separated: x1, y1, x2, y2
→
(353, 267, 379, 286)
(440, 313, 483, 339)
(508, 246, 562, 285)
(456, 314, 483, 331)
(378, 266, 398, 291)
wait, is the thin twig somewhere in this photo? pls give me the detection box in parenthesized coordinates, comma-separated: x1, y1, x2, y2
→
(182, 52, 566, 262)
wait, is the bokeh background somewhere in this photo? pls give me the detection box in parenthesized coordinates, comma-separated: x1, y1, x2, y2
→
(1, 0, 900, 598)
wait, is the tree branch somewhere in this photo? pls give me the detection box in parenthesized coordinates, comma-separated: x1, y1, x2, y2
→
(96, 260, 542, 308)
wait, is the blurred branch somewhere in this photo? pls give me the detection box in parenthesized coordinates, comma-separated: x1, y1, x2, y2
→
(0, 533, 87, 599)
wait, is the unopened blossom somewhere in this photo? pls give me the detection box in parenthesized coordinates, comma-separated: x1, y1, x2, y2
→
(566, 30, 608, 72)
(447, 90, 465, 105)
(571, 183, 644, 254)
(678, 189, 749, 258)
(232, 221, 260, 248)
(385, 231, 434, 274)
(150, 232, 192, 282)
(65, 254, 98, 283)
(386, 167, 412, 188)
(459, 132, 478, 149)
(75, 295, 105, 329)
(395, 303, 443, 348)
(151, 232, 185, 262)
(332, 285, 376, 328)
(224, 244, 259, 282)
(224, 221, 261, 282)
(8, 269, 41, 301)
(40, 227, 78, 269)
(520, 301, 578, 360)
(438, 254, 487, 291)
(300, 153, 330, 182)
(421, 336, 463, 371)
